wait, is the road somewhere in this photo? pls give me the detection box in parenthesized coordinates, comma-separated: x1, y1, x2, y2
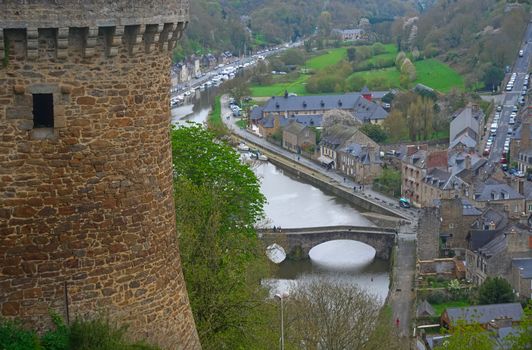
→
(487, 20, 532, 164)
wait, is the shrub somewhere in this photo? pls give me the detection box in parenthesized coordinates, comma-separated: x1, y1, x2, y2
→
(427, 290, 448, 305)
(0, 319, 41, 350)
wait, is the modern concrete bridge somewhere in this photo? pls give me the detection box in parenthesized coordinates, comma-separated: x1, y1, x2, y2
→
(259, 225, 397, 260)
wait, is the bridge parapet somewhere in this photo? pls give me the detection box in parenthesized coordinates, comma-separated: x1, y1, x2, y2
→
(259, 225, 397, 260)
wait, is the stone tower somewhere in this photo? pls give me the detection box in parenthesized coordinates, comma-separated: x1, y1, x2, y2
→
(0, 1, 200, 349)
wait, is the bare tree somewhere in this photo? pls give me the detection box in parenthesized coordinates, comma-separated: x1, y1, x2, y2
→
(285, 279, 382, 350)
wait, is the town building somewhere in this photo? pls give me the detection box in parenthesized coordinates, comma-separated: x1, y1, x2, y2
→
(319, 124, 383, 182)
(251, 92, 389, 127)
(466, 218, 532, 286)
(441, 303, 523, 328)
(511, 258, 532, 300)
(471, 179, 525, 217)
(337, 140, 382, 185)
(282, 121, 316, 153)
(449, 104, 485, 146)
(331, 28, 367, 41)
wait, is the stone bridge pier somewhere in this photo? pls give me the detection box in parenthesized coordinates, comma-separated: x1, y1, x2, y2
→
(259, 226, 397, 260)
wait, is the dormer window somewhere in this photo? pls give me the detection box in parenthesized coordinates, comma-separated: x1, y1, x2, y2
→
(338, 99, 342, 107)
(275, 103, 280, 109)
(303, 101, 307, 108)
(320, 100, 325, 107)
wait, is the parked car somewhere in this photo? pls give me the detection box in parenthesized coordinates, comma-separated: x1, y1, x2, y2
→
(399, 197, 411, 208)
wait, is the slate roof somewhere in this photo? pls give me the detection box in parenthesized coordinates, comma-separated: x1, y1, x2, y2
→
(444, 303, 523, 325)
(468, 230, 500, 251)
(339, 143, 382, 164)
(261, 94, 389, 121)
(432, 198, 482, 216)
(423, 168, 452, 189)
(284, 121, 306, 135)
(477, 233, 507, 257)
(448, 152, 482, 175)
(449, 133, 477, 150)
(450, 106, 483, 142)
(417, 300, 436, 317)
(321, 124, 358, 150)
(258, 114, 322, 129)
(512, 258, 532, 279)
(474, 180, 524, 202)
(250, 106, 264, 121)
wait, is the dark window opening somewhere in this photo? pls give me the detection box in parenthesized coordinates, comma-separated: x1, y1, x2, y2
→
(33, 93, 54, 128)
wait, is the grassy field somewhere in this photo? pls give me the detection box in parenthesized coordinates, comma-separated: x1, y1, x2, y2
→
(305, 47, 347, 70)
(356, 44, 398, 67)
(250, 74, 310, 97)
(349, 59, 464, 93)
(430, 300, 470, 317)
(207, 96, 223, 128)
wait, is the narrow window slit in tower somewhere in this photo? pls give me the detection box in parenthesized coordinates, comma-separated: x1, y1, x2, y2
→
(32, 93, 54, 128)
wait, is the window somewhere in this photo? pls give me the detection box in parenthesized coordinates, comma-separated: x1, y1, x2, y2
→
(32, 93, 54, 128)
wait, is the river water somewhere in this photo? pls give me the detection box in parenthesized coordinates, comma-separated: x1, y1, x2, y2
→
(171, 87, 390, 301)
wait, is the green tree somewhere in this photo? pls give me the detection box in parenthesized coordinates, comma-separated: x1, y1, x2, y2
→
(382, 110, 408, 142)
(435, 321, 495, 350)
(482, 64, 504, 92)
(395, 51, 406, 70)
(171, 125, 274, 348)
(347, 47, 357, 62)
(360, 124, 387, 143)
(477, 277, 515, 305)
(508, 301, 532, 350)
(280, 48, 305, 66)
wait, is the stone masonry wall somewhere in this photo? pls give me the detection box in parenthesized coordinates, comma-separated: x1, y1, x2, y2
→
(0, 2, 200, 349)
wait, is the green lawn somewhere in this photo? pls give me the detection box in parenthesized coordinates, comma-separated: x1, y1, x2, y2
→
(348, 59, 464, 93)
(357, 44, 398, 67)
(250, 74, 310, 97)
(431, 300, 470, 317)
(305, 47, 347, 70)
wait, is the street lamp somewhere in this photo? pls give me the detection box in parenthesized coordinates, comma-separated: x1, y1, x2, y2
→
(275, 291, 289, 350)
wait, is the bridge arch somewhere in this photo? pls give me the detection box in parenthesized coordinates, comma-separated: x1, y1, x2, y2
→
(259, 226, 397, 260)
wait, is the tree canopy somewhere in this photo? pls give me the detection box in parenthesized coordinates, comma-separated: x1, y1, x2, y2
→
(477, 277, 515, 305)
(171, 124, 274, 348)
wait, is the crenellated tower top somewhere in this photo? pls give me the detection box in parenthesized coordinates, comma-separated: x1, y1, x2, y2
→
(0, 0, 189, 62)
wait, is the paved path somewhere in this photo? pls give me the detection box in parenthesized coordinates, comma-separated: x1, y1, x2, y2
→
(389, 232, 416, 339)
(220, 95, 419, 223)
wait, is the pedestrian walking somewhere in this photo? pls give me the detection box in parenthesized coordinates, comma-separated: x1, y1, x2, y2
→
(273, 225, 277, 232)
(396, 318, 400, 328)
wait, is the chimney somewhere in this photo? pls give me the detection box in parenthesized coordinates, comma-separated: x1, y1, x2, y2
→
(465, 154, 471, 170)
(519, 179, 524, 195)
(284, 90, 288, 98)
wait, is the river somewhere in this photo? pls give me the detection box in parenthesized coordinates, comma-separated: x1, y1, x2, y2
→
(171, 87, 390, 301)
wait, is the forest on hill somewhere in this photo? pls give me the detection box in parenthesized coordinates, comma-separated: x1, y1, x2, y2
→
(174, 0, 421, 60)
(392, 0, 530, 88)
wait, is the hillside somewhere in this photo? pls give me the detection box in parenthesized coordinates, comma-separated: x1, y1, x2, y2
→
(395, 0, 529, 88)
(175, 0, 421, 59)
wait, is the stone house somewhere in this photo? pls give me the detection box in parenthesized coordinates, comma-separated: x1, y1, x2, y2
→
(436, 198, 482, 252)
(441, 303, 523, 329)
(319, 124, 358, 169)
(282, 121, 316, 153)
(257, 113, 321, 139)
(471, 179, 525, 218)
(449, 104, 484, 145)
(337, 141, 382, 185)
(511, 258, 532, 300)
(331, 28, 367, 41)
(400, 147, 447, 207)
(465, 220, 532, 286)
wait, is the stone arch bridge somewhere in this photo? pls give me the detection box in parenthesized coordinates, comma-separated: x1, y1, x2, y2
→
(259, 225, 397, 260)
